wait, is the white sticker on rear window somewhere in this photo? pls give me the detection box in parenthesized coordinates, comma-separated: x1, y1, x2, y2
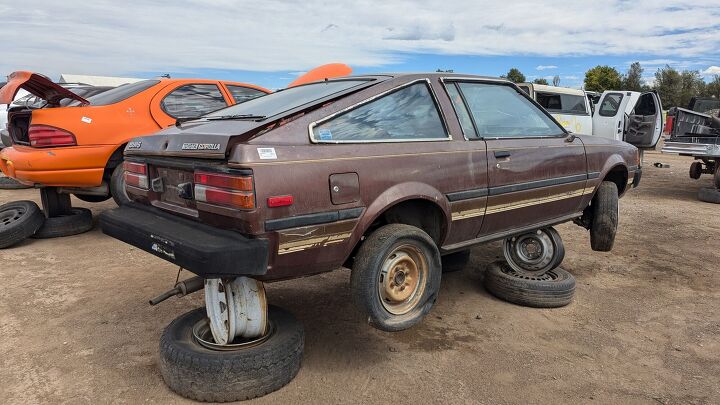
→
(257, 147, 277, 160)
(81, 116, 92, 124)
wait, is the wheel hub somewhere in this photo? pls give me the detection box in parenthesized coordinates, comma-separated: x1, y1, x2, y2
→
(379, 245, 427, 315)
(503, 229, 559, 277)
(204, 277, 268, 345)
(0, 208, 24, 227)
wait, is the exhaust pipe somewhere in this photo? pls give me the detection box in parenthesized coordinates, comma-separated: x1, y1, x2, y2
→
(149, 276, 204, 305)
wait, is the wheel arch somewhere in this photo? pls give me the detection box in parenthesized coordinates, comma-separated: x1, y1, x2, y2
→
(343, 182, 451, 267)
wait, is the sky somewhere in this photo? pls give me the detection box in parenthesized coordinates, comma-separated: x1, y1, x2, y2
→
(1, 1, 719, 90)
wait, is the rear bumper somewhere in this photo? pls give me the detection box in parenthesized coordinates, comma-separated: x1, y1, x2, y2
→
(661, 140, 720, 157)
(99, 203, 269, 278)
(0, 144, 116, 187)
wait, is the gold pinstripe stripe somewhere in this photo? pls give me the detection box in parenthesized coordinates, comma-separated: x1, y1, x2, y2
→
(485, 187, 589, 214)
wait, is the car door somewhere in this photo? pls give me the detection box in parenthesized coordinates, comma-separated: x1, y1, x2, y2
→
(623, 92, 663, 148)
(149, 82, 233, 127)
(592, 92, 631, 141)
(447, 79, 588, 237)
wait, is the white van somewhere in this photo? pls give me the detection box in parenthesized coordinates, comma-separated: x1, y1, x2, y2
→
(518, 83, 593, 135)
(520, 83, 663, 149)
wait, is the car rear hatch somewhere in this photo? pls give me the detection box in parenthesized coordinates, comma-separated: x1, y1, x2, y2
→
(0, 71, 89, 107)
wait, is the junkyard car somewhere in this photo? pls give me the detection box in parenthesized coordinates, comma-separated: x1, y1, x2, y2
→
(100, 73, 642, 401)
(0, 71, 270, 212)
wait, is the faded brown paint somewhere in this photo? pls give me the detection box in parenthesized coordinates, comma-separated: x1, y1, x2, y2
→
(120, 73, 639, 281)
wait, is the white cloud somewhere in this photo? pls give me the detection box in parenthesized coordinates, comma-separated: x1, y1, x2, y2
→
(702, 66, 720, 76)
(536, 65, 558, 70)
(0, 1, 719, 78)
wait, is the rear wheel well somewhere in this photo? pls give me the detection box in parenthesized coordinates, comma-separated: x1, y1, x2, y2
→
(344, 199, 446, 268)
(602, 165, 627, 195)
(103, 143, 127, 179)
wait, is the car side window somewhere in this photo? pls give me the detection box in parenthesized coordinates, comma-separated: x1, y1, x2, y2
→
(536, 92, 588, 115)
(455, 82, 564, 138)
(599, 93, 623, 117)
(226, 85, 267, 104)
(161, 84, 228, 119)
(312, 82, 447, 142)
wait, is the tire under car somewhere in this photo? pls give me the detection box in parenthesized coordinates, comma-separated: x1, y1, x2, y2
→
(590, 181, 619, 252)
(32, 207, 94, 239)
(484, 261, 576, 308)
(159, 306, 304, 402)
(698, 187, 720, 204)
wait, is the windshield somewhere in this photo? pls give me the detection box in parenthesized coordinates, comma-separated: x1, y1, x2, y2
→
(80, 80, 160, 106)
(205, 79, 372, 119)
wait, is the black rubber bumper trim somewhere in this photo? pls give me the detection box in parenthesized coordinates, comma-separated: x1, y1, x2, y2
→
(99, 203, 268, 278)
(264, 207, 364, 231)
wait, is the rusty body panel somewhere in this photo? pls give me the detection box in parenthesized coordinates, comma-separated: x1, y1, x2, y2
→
(107, 73, 640, 281)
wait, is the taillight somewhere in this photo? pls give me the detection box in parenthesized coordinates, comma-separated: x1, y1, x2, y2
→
(124, 161, 149, 190)
(28, 125, 76, 147)
(194, 171, 254, 209)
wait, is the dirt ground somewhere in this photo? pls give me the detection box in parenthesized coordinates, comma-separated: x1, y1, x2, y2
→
(1, 150, 718, 404)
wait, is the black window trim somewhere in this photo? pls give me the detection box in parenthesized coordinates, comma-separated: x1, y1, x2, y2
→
(443, 81, 479, 140)
(439, 77, 568, 140)
(308, 78, 453, 144)
(598, 92, 625, 117)
(160, 82, 229, 119)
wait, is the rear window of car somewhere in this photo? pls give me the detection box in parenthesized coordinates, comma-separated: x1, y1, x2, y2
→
(536, 92, 588, 115)
(311, 82, 447, 142)
(598, 93, 623, 117)
(206, 79, 371, 119)
(84, 80, 160, 106)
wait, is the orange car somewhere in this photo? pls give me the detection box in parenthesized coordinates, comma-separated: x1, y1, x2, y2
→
(0, 72, 270, 211)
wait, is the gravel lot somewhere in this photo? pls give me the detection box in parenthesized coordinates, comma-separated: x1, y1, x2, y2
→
(1, 150, 718, 404)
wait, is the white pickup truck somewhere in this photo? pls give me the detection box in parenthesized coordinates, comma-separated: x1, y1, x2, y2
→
(519, 83, 663, 149)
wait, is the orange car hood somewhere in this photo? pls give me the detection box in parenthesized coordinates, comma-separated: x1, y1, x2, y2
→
(0, 71, 89, 106)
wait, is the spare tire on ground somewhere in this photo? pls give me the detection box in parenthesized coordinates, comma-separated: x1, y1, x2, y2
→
(0, 200, 45, 248)
(32, 207, 94, 239)
(698, 187, 720, 204)
(159, 306, 304, 402)
(484, 261, 576, 308)
(0, 176, 32, 190)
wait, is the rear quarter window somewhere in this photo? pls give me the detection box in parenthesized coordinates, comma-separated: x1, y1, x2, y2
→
(161, 84, 228, 119)
(311, 82, 448, 142)
(226, 85, 267, 104)
(536, 92, 588, 115)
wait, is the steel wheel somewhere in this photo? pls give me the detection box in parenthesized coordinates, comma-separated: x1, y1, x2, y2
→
(378, 244, 428, 315)
(0, 206, 26, 228)
(503, 228, 563, 277)
(204, 277, 268, 345)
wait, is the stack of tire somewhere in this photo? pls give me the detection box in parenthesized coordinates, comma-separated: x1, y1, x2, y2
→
(0, 200, 93, 248)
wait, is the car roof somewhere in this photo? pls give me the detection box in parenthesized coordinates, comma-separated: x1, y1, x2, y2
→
(525, 83, 586, 96)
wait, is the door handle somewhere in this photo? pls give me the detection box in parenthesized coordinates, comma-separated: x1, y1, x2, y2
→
(494, 150, 511, 158)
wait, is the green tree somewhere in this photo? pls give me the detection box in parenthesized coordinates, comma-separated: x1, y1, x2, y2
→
(584, 65, 622, 92)
(703, 75, 720, 99)
(653, 66, 706, 108)
(533, 78, 548, 85)
(502, 68, 526, 83)
(622, 62, 644, 91)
